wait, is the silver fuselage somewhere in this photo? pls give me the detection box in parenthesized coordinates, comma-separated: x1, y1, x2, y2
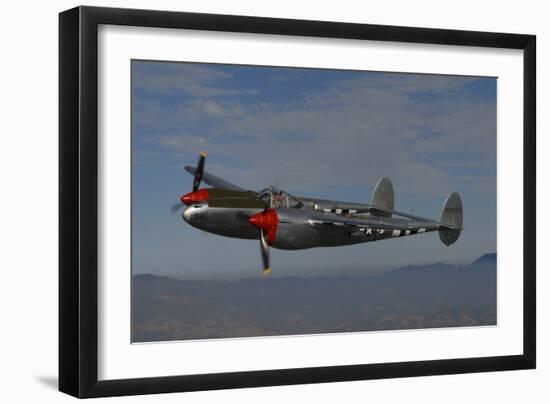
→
(183, 204, 439, 250)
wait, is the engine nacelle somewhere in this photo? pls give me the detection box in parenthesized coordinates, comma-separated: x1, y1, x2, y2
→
(271, 209, 320, 250)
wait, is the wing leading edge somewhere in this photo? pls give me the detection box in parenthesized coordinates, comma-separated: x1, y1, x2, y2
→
(184, 166, 245, 191)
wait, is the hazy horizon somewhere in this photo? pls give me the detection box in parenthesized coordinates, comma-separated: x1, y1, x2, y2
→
(139, 252, 497, 282)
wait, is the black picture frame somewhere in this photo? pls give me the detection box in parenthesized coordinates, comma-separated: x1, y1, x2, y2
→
(59, 5, 536, 398)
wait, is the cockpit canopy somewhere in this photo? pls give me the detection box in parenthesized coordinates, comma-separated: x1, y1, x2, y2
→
(256, 186, 303, 209)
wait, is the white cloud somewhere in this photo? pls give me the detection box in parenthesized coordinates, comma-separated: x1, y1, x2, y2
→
(134, 67, 495, 197)
(133, 62, 259, 98)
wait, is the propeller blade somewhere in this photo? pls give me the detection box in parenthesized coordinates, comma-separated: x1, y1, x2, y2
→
(175, 152, 207, 215)
(171, 202, 185, 214)
(260, 229, 271, 277)
(192, 152, 207, 192)
(249, 208, 278, 276)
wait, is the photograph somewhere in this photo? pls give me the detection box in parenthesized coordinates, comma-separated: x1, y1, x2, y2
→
(0, 0, 542, 401)
(130, 60, 497, 343)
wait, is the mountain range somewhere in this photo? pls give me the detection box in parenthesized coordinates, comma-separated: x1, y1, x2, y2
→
(132, 253, 496, 342)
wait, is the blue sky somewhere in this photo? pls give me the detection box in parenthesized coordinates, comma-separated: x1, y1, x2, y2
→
(131, 60, 497, 279)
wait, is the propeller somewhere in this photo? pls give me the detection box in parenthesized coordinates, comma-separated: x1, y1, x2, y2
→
(248, 208, 278, 277)
(171, 202, 185, 214)
(193, 152, 207, 192)
(171, 152, 208, 214)
(259, 229, 271, 277)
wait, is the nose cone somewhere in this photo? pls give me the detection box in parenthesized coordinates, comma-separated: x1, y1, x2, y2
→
(182, 206, 192, 223)
(248, 208, 279, 245)
(180, 189, 209, 205)
(180, 193, 193, 205)
(248, 209, 278, 231)
(248, 213, 261, 228)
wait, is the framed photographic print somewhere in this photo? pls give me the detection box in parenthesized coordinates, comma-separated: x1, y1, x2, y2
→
(59, 6, 536, 398)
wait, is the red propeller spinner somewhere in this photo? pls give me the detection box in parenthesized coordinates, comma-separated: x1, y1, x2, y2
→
(248, 208, 278, 245)
(180, 189, 209, 205)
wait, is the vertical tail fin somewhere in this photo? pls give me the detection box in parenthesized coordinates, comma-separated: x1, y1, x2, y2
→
(439, 192, 463, 246)
(370, 177, 394, 217)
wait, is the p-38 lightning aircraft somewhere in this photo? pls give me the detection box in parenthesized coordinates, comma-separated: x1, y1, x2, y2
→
(173, 153, 464, 276)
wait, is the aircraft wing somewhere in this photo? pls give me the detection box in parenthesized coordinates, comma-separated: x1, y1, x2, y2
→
(185, 166, 245, 191)
(298, 197, 374, 213)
